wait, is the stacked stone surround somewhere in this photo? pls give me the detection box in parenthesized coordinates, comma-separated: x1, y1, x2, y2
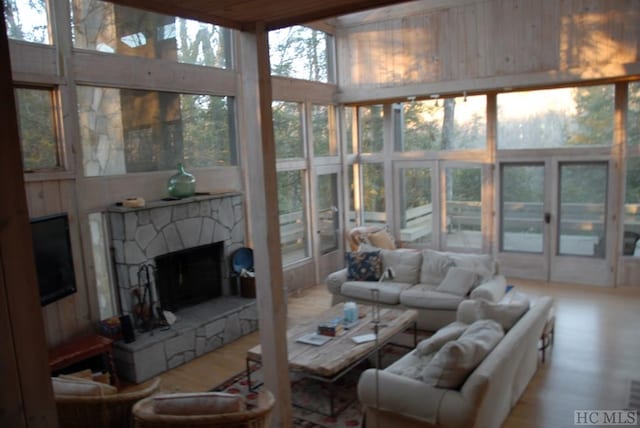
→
(107, 192, 258, 383)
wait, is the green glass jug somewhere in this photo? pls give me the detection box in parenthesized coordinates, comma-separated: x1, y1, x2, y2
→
(167, 163, 196, 198)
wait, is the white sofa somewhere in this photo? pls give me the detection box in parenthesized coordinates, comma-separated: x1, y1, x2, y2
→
(326, 248, 507, 331)
(357, 294, 553, 428)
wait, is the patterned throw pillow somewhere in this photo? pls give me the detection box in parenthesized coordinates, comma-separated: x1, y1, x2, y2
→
(346, 251, 383, 281)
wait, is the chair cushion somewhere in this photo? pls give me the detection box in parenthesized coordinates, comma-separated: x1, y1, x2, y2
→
(52, 376, 117, 396)
(436, 267, 479, 296)
(420, 249, 455, 285)
(421, 319, 504, 388)
(346, 251, 383, 281)
(380, 249, 422, 284)
(153, 392, 246, 416)
(399, 286, 465, 310)
(341, 281, 413, 305)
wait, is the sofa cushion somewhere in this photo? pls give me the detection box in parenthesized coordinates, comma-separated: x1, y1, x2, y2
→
(341, 280, 413, 305)
(386, 350, 437, 380)
(153, 392, 246, 416)
(458, 291, 530, 330)
(399, 286, 465, 310)
(420, 249, 455, 285)
(346, 251, 383, 281)
(51, 376, 117, 396)
(421, 319, 504, 388)
(470, 275, 507, 301)
(368, 229, 396, 250)
(447, 252, 495, 282)
(380, 249, 422, 284)
(414, 321, 469, 357)
(436, 267, 479, 296)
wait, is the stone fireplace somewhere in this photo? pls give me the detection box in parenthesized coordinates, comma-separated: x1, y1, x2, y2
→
(107, 192, 258, 383)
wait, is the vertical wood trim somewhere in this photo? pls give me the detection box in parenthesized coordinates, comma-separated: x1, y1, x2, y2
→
(237, 27, 293, 427)
(0, 4, 58, 427)
(613, 82, 627, 285)
(486, 94, 497, 255)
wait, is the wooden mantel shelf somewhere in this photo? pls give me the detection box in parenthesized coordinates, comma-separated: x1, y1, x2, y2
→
(107, 191, 243, 213)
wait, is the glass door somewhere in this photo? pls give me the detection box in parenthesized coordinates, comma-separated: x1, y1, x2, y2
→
(313, 168, 341, 282)
(498, 160, 612, 285)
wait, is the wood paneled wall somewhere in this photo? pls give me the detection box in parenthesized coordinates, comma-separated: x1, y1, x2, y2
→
(336, 0, 640, 102)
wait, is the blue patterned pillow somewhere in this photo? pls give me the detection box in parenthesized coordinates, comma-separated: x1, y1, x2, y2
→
(346, 251, 383, 281)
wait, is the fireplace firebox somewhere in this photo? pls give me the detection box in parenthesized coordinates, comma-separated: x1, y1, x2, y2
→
(155, 241, 224, 312)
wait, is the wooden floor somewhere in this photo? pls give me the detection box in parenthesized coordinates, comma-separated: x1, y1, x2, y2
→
(128, 279, 640, 428)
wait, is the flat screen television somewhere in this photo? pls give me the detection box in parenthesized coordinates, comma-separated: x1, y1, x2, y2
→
(30, 213, 77, 306)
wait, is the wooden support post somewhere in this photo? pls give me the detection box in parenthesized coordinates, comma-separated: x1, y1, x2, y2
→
(237, 25, 293, 427)
(0, 5, 58, 427)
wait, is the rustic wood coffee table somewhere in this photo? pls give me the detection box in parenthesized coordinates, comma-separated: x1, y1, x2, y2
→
(246, 303, 417, 417)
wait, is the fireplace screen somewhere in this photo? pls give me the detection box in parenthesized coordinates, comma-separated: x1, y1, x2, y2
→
(155, 242, 223, 312)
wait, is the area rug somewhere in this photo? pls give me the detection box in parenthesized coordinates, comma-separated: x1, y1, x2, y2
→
(211, 344, 410, 428)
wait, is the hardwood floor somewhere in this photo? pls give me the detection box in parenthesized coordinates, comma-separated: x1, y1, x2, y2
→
(127, 279, 640, 428)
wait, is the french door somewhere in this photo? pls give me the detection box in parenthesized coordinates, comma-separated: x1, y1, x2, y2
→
(312, 166, 342, 283)
(498, 158, 613, 286)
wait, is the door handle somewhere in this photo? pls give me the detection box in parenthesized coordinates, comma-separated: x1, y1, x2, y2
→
(544, 213, 551, 224)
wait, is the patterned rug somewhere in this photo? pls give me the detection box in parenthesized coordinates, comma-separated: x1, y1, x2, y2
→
(212, 345, 410, 428)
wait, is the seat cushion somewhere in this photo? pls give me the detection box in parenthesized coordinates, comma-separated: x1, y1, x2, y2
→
(421, 319, 504, 388)
(341, 280, 413, 304)
(52, 376, 117, 396)
(346, 251, 383, 281)
(152, 392, 246, 415)
(400, 285, 465, 310)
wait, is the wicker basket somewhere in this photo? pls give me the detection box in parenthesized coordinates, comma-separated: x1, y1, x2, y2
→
(132, 389, 275, 428)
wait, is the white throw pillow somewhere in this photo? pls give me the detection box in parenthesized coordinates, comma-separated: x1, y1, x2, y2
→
(420, 249, 455, 285)
(51, 376, 117, 396)
(446, 253, 495, 282)
(420, 319, 504, 389)
(380, 248, 422, 284)
(153, 392, 246, 415)
(436, 267, 479, 296)
(414, 321, 468, 357)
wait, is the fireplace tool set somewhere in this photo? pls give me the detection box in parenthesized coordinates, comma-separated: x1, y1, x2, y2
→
(133, 263, 169, 334)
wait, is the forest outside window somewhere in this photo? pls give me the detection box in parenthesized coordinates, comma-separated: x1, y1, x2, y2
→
(77, 86, 237, 176)
(4, 0, 51, 44)
(269, 25, 333, 83)
(14, 87, 61, 172)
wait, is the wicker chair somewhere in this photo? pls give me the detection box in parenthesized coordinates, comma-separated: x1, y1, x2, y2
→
(55, 377, 161, 428)
(132, 390, 275, 428)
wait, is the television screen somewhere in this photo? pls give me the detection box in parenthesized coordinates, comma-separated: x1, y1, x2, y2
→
(30, 213, 77, 306)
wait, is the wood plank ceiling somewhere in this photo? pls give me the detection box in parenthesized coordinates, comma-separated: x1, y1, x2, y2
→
(107, 0, 413, 31)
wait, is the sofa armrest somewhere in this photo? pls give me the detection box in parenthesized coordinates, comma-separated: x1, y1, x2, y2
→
(357, 369, 446, 425)
(469, 275, 507, 302)
(325, 268, 348, 295)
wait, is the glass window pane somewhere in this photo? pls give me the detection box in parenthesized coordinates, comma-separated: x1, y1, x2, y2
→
(15, 88, 60, 171)
(269, 25, 332, 83)
(71, 0, 231, 68)
(623, 157, 640, 257)
(278, 170, 309, 264)
(400, 95, 486, 151)
(359, 105, 383, 153)
(88, 212, 116, 319)
(347, 165, 357, 229)
(77, 86, 236, 176)
(312, 104, 336, 156)
(272, 101, 303, 159)
(362, 163, 385, 226)
(317, 173, 339, 254)
(558, 162, 608, 257)
(445, 167, 482, 249)
(629, 82, 640, 147)
(498, 85, 614, 149)
(500, 165, 544, 253)
(344, 106, 355, 155)
(4, 0, 50, 44)
(399, 168, 432, 244)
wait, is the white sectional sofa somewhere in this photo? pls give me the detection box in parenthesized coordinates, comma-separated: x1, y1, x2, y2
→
(357, 294, 553, 428)
(326, 248, 507, 331)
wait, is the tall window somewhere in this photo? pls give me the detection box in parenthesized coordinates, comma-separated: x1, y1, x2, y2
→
(4, 0, 51, 44)
(71, 0, 232, 68)
(269, 25, 333, 83)
(399, 95, 486, 151)
(77, 86, 237, 176)
(399, 167, 433, 244)
(445, 166, 482, 249)
(624, 81, 640, 257)
(277, 170, 308, 264)
(272, 101, 303, 159)
(312, 104, 336, 156)
(359, 105, 384, 153)
(361, 163, 385, 226)
(498, 85, 614, 149)
(14, 87, 61, 171)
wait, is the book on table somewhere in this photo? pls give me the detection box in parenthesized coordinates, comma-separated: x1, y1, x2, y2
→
(296, 332, 332, 346)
